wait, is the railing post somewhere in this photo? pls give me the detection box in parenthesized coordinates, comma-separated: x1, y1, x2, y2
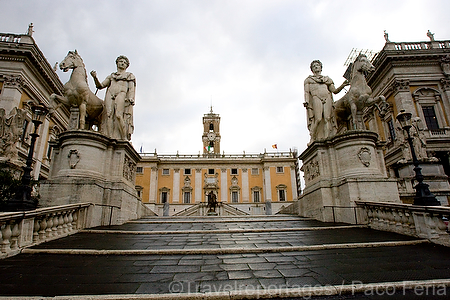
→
(1, 222, 12, 253)
(10, 221, 20, 251)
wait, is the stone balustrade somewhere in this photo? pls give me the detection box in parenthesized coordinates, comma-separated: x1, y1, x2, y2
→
(141, 151, 296, 160)
(0, 203, 91, 258)
(389, 40, 450, 51)
(356, 201, 450, 247)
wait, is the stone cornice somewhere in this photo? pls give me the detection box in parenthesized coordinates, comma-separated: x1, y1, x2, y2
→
(0, 39, 63, 93)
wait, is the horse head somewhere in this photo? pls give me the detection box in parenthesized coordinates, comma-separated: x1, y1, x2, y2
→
(352, 54, 375, 77)
(59, 50, 84, 72)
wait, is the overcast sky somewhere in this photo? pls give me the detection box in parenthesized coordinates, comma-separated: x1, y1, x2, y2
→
(2, 0, 450, 155)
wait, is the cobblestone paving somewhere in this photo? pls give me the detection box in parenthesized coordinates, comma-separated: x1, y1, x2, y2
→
(0, 215, 449, 299)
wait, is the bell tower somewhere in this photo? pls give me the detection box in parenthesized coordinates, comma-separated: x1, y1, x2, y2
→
(202, 106, 221, 155)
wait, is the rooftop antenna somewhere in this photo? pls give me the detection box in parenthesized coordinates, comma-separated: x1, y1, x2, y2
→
(343, 48, 379, 80)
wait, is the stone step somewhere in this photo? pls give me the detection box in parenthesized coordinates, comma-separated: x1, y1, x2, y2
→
(30, 226, 421, 251)
(1, 216, 450, 299)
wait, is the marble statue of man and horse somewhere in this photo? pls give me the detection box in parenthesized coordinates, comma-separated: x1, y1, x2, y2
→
(304, 54, 386, 143)
(50, 50, 135, 141)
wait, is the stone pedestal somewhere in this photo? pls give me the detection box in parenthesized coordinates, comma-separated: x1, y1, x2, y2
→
(39, 130, 152, 225)
(299, 131, 401, 223)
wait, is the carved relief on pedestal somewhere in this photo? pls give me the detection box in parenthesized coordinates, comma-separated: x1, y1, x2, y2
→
(123, 155, 136, 182)
(358, 147, 371, 167)
(301, 157, 320, 182)
(68, 149, 80, 169)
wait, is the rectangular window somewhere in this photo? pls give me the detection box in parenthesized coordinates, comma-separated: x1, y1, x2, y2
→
(231, 168, 238, 175)
(279, 190, 286, 201)
(46, 142, 52, 160)
(232, 191, 239, 203)
(422, 106, 439, 130)
(276, 166, 284, 173)
(253, 191, 260, 202)
(208, 168, 215, 175)
(387, 119, 396, 141)
(136, 167, 143, 174)
(209, 123, 214, 131)
(251, 168, 259, 175)
(161, 191, 168, 203)
(183, 192, 191, 203)
(21, 119, 29, 142)
(162, 169, 170, 175)
(184, 168, 191, 175)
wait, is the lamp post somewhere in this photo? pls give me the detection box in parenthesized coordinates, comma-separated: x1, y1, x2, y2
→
(396, 109, 440, 206)
(6, 103, 49, 211)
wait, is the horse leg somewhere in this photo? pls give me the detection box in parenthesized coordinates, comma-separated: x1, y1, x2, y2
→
(50, 94, 69, 107)
(79, 101, 87, 130)
(350, 100, 358, 130)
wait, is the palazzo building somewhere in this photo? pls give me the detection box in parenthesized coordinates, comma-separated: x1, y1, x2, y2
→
(0, 26, 68, 180)
(135, 108, 300, 216)
(362, 34, 450, 204)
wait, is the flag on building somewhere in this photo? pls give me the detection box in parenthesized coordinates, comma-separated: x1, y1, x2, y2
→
(272, 144, 277, 149)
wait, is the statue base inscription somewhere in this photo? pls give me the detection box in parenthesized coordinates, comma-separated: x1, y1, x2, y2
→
(39, 130, 153, 225)
(299, 130, 401, 223)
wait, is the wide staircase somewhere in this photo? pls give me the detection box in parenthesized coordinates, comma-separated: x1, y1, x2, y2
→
(1, 215, 450, 299)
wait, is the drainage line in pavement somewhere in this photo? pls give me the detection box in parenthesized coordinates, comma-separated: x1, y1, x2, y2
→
(22, 239, 429, 256)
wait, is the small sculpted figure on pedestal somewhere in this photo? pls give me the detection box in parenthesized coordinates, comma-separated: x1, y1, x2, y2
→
(91, 56, 136, 141)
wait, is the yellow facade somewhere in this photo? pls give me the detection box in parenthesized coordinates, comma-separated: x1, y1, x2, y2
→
(135, 152, 299, 215)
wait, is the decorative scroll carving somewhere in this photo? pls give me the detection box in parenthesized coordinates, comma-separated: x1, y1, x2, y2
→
(3, 74, 26, 90)
(441, 78, 450, 91)
(392, 79, 410, 93)
(441, 55, 450, 77)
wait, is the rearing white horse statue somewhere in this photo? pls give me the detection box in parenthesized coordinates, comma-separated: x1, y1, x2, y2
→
(50, 50, 103, 130)
(334, 54, 386, 130)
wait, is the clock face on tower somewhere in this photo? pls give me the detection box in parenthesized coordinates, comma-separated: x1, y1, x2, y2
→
(207, 132, 216, 141)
